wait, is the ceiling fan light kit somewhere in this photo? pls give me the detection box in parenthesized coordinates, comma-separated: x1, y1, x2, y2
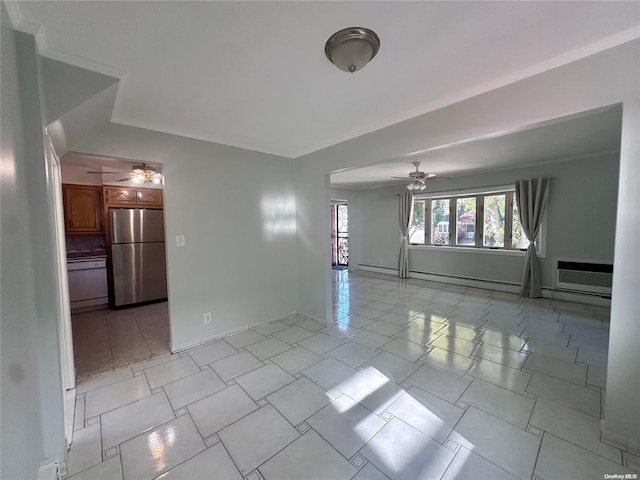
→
(325, 27, 380, 73)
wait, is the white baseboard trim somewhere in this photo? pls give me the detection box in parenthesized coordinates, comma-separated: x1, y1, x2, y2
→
(356, 267, 611, 306)
(359, 264, 400, 275)
(298, 311, 328, 327)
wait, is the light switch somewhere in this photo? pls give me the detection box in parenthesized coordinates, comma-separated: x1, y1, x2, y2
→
(176, 234, 186, 247)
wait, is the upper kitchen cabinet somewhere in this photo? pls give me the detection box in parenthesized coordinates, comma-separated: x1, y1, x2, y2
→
(63, 184, 103, 233)
(103, 186, 163, 208)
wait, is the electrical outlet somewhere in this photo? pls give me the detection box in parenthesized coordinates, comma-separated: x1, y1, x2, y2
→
(392, 256, 396, 262)
(176, 235, 186, 247)
(203, 312, 212, 324)
(379, 258, 384, 264)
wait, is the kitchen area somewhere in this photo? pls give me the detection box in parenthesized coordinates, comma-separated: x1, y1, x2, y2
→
(61, 154, 170, 381)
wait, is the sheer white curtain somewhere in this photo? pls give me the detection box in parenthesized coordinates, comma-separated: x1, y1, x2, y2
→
(398, 192, 414, 278)
(515, 178, 550, 297)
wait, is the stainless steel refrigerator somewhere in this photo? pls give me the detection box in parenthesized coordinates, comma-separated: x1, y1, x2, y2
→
(110, 208, 167, 307)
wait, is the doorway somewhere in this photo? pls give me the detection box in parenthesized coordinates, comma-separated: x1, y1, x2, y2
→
(331, 201, 349, 269)
(58, 153, 171, 382)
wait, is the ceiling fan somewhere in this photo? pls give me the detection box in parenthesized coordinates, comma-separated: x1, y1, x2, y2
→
(392, 162, 436, 191)
(86, 163, 163, 184)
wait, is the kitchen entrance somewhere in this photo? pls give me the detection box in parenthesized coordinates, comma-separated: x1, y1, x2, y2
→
(60, 154, 171, 381)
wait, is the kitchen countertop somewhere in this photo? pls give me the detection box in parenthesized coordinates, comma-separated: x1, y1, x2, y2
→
(67, 249, 107, 260)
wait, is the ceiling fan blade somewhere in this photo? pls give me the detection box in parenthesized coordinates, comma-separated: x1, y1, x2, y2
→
(86, 170, 131, 174)
(116, 177, 132, 182)
(391, 176, 413, 180)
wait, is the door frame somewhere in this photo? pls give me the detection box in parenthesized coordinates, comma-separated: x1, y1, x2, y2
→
(44, 131, 75, 447)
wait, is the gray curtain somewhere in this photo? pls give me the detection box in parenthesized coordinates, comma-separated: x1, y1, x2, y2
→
(398, 192, 414, 278)
(515, 178, 550, 297)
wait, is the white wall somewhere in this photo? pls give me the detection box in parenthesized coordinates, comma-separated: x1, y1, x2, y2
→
(1, 9, 65, 478)
(349, 153, 619, 287)
(76, 124, 298, 350)
(296, 39, 640, 448)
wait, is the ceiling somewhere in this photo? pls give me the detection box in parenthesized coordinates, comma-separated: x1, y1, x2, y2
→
(8, 2, 640, 158)
(330, 105, 622, 189)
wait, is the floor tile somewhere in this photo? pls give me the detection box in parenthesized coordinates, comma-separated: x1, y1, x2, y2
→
(302, 357, 359, 392)
(120, 414, 205, 480)
(441, 446, 518, 480)
(259, 429, 357, 480)
(308, 395, 386, 458)
(365, 320, 407, 337)
(295, 318, 325, 331)
(273, 325, 315, 344)
(360, 418, 455, 480)
(394, 327, 440, 346)
(131, 354, 178, 374)
(355, 307, 387, 320)
(521, 327, 571, 346)
(420, 347, 475, 375)
(380, 338, 426, 362)
(339, 366, 405, 414)
(386, 386, 464, 443)
(219, 405, 299, 475)
(352, 463, 391, 480)
(365, 351, 421, 383)
(255, 320, 290, 336)
(535, 433, 633, 480)
(298, 333, 344, 355)
(339, 314, 375, 329)
(319, 324, 359, 340)
(85, 375, 151, 418)
(526, 372, 601, 417)
(77, 367, 133, 394)
(406, 364, 472, 403)
(449, 407, 541, 479)
(157, 443, 242, 480)
(520, 338, 578, 363)
(225, 330, 267, 349)
(529, 397, 620, 461)
(375, 311, 414, 325)
(350, 330, 393, 350)
(210, 351, 263, 382)
(188, 385, 258, 438)
(163, 369, 226, 409)
(437, 324, 483, 342)
(143, 356, 200, 390)
(479, 330, 527, 351)
(66, 455, 123, 480)
(187, 341, 237, 366)
(329, 342, 378, 368)
(235, 363, 295, 400)
(245, 337, 292, 360)
(523, 352, 587, 385)
(66, 424, 102, 477)
(460, 379, 535, 429)
(266, 377, 332, 426)
(269, 346, 321, 374)
(467, 359, 532, 394)
(101, 393, 175, 449)
(588, 364, 607, 388)
(576, 348, 608, 368)
(473, 343, 529, 369)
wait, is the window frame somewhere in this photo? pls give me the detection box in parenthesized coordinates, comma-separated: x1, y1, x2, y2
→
(409, 185, 546, 257)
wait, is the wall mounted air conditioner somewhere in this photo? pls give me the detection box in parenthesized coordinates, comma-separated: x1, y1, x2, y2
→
(554, 258, 613, 295)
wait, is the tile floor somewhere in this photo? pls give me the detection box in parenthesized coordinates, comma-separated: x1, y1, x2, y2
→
(73, 302, 170, 382)
(65, 271, 639, 480)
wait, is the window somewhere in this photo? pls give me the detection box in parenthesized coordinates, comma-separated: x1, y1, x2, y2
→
(409, 187, 540, 252)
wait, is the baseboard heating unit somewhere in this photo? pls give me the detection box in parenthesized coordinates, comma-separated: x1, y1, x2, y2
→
(555, 258, 613, 295)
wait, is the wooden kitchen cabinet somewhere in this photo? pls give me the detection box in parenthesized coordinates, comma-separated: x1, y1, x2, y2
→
(63, 184, 103, 233)
(103, 186, 163, 207)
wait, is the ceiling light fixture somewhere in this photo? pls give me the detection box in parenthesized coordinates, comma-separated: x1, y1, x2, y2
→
(132, 164, 163, 184)
(325, 27, 380, 73)
(407, 180, 427, 191)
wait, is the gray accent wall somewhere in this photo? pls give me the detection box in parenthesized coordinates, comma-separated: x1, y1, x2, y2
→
(76, 124, 298, 350)
(349, 152, 619, 288)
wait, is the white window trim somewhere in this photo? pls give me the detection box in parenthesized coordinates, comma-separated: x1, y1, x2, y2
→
(410, 184, 547, 257)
